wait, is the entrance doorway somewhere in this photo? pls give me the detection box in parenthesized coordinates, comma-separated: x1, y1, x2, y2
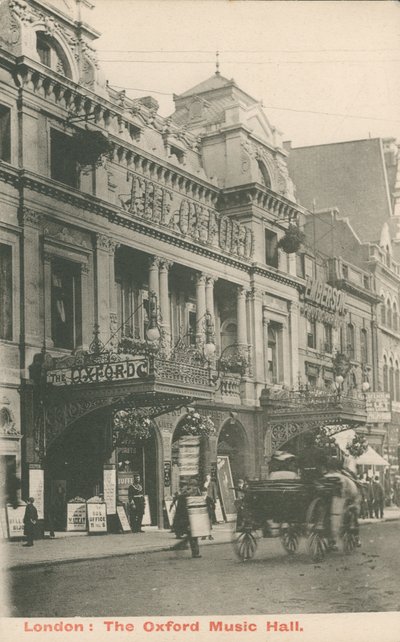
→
(217, 420, 247, 485)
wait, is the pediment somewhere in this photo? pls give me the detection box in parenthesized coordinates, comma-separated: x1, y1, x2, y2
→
(243, 105, 276, 146)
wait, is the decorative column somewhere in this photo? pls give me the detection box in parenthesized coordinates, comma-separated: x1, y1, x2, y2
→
(205, 276, 216, 319)
(263, 308, 269, 383)
(196, 273, 207, 344)
(237, 286, 248, 346)
(108, 241, 119, 351)
(43, 252, 53, 348)
(21, 209, 42, 347)
(148, 256, 160, 303)
(247, 286, 265, 391)
(159, 259, 173, 350)
(80, 263, 91, 350)
(288, 300, 299, 388)
(95, 234, 112, 346)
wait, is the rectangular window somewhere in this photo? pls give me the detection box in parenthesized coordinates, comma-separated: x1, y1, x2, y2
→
(307, 319, 316, 349)
(268, 322, 283, 383)
(0, 243, 12, 340)
(51, 258, 82, 349)
(360, 328, 368, 363)
(346, 323, 355, 359)
(0, 105, 11, 163)
(323, 323, 333, 353)
(265, 229, 278, 268)
(188, 310, 197, 346)
(304, 256, 314, 279)
(50, 129, 78, 188)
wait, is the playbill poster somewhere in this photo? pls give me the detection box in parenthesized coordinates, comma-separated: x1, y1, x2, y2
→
(1, 1, 400, 642)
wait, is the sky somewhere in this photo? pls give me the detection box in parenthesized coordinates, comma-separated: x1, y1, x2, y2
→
(81, 0, 400, 148)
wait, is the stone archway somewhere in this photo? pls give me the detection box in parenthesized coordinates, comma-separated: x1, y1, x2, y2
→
(217, 419, 249, 485)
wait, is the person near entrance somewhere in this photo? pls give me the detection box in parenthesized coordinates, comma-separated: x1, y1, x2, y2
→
(23, 497, 38, 547)
(201, 474, 217, 540)
(171, 481, 202, 558)
(128, 474, 145, 533)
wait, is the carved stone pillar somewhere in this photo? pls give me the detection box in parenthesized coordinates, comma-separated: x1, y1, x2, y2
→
(43, 252, 53, 348)
(148, 256, 160, 302)
(196, 273, 207, 344)
(205, 276, 216, 319)
(159, 259, 173, 348)
(108, 241, 119, 351)
(247, 286, 265, 387)
(288, 300, 299, 388)
(80, 263, 91, 350)
(95, 234, 112, 345)
(21, 209, 42, 347)
(237, 286, 248, 346)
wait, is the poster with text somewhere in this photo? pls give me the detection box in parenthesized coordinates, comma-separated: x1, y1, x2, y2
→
(103, 468, 116, 514)
(216, 455, 236, 521)
(28, 468, 44, 519)
(87, 503, 107, 534)
(66, 502, 87, 532)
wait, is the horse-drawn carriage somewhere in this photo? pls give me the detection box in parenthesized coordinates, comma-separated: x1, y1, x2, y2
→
(233, 476, 360, 562)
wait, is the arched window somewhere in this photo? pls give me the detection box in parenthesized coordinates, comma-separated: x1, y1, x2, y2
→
(36, 32, 72, 79)
(360, 328, 368, 364)
(393, 303, 398, 332)
(387, 299, 392, 328)
(220, 320, 237, 353)
(346, 323, 355, 359)
(257, 161, 271, 189)
(390, 358, 395, 399)
(383, 356, 389, 393)
(395, 361, 400, 401)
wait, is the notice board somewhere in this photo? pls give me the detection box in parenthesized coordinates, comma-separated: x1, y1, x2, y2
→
(116, 506, 131, 533)
(6, 505, 26, 538)
(103, 468, 116, 515)
(67, 502, 87, 532)
(87, 503, 107, 534)
(216, 455, 236, 521)
(29, 468, 44, 519)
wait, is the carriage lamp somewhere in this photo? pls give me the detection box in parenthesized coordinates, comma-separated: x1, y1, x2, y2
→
(203, 311, 216, 359)
(146, 292, 161, 342)
(335, 375, 344, 386)
(361, 381, 370, 393)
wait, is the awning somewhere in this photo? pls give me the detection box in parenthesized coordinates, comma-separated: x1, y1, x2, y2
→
(333, 429, 389, 467)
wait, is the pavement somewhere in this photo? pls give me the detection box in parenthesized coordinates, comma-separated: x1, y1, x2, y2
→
(3, 506, 400, 570)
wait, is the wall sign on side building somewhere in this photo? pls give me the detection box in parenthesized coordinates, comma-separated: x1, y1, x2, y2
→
(366, 392, 391, 423)
(304, 277, 346, 314)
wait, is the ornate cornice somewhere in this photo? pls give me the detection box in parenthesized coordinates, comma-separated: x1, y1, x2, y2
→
(250, 264, 303, 291)
(219, 184, 305, 223)
(19, 207, 41, 227)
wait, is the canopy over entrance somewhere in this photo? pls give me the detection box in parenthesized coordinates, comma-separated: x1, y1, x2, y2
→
(333, 429, 389, 467)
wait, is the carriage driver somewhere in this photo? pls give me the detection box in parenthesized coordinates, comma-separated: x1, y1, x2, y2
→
(323, 457, 361, 549)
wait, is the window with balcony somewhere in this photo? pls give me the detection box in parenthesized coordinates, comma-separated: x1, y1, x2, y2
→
(51, 258, 82, 350)
(0, 243, 12, 340)
(265, 229, 278, 268)
(323, 323, 333, 353)
(0, 104, 11, 163)
(307, 318, 316, 349)
(360, 328, 368, 364)
(346, 323, 355, 359)
(50, 129, 78, 188)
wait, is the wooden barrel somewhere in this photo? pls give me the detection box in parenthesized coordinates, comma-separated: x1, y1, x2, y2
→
(186, 496, 211, 537)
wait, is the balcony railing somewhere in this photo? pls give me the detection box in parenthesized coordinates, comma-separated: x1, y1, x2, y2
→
(152, 357, 211, 388)
(261, 386, 367, 417)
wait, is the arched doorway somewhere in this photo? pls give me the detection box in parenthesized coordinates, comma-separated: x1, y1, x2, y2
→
(217, 420, 248, 485)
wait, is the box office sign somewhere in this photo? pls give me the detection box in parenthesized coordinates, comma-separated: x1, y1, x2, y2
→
(366, 392, 391, 423)
(87, 503, 107, 533)
(67, 502, 87, 532)
(6, 505, 26, 538)
(46, 356, 149, 386)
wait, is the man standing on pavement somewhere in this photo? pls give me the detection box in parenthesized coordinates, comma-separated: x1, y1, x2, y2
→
(171, 480, 202, 558)
(128, 474, 145, 532)
(372, 475, 385, 519)
(23, 497, 38, 547)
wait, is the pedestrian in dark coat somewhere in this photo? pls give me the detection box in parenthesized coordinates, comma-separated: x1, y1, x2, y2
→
(23, 497, 38, 547)
(171, 483, 202, 558)
(128, 475, 145, 532)
(372, 475, 385, 518)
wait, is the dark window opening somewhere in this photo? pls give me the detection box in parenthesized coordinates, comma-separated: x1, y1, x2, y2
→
(257, 160, 271, 188)
(170, 146, 184, 164)
(0, 105, 11, 163)
(36, 33, 51, 66)
(265, 229, 278, 268)
(0, 243, 12, 340)
(360, 328, 368, 363)
(188, 310, 197, 346)
(50, 129, 78, 188)
(346, 323, 355, 359)
(51, 258, 82, 350)
(323, 323, 333, 353)
(307, 319, 316, 349)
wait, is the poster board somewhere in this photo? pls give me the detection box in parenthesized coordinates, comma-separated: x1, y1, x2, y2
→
(179, 436, 200, 476)
(142, 494, 151, 526)
(66, 502, 87, 532)
(87, 502, 107, 534)
(103, 468, 116, 514)
(6, 505, 26, 538)
(29, 468, 44, 519)
(216, 455, 237, 521)
(164, 499, 176, 527)
(214, 498, 224, 523)
(116, 505, 131, 533)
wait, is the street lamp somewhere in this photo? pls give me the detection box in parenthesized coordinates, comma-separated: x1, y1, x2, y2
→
(361, 381, 370, 393)
(203, 312, 216, 360)
(145, 291, 161, 342)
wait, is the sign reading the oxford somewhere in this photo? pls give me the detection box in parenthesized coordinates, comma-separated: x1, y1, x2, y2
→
(47, 356, 149, 386)
(120, 171, 254, 259)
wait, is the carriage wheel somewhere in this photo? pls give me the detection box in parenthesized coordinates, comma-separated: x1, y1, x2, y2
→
(341, 505, 359, 554)
(306, 498, 329, 562)
(233, 530, 258, 561)
(280, 525, 299, 555)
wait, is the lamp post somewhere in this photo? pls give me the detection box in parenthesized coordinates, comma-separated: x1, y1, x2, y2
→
(335, 374, 344, 400)
(145, 291, 161, 342)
